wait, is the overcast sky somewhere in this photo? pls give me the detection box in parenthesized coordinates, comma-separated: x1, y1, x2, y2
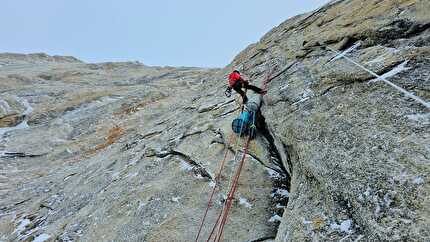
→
(1, 0, 330, 67)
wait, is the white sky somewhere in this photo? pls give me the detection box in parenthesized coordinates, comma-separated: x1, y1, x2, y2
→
(1, 0, 330, 67)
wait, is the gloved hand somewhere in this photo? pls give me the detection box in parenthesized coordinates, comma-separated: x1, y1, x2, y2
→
(225, 87, 232, 97)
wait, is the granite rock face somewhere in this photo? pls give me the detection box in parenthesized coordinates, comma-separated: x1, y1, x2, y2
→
(1, 0, 429, 241)
(229, 0, 429, 241)
(0, 54, 281, 242)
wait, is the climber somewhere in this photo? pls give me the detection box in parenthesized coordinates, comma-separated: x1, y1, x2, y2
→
(225, 70, 266, 103)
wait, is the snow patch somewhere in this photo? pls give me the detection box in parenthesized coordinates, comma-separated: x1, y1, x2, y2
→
(354, 235, 365, 242)
(370, 61, 410, 83)
(292, 89, 314, 105)
(32, 234, 50, 242)
(374, 203, 381, 217)
(340, 220, 352, 233)
(193, 173, 205, 180)
(280, 83, 289, 91)
(362, 187, 372, 198)
(413, 176, 424, 185)
(238, 197, 252, 208)
(271, 188, 289, 198)
(0, 151, 13, 158)
(303, 89, 314, 98)
(14, 218, 31, 234)
(327, 44, 429, 109)
(268, 214, 282, 223)
(171, 196, 181, 203)
(179, 159, 193, 171)
(0, 97, 33, 142)
(0, 99, 11, 114)
(128, 159, 138, 166)
(208, 181, 216, 188)
(17, 97, 33, 116)
(406, 113, 430, 125)
(276, 203, 286, 209)
(283, 231, 290, 242)
(266, 168, 281, 178)
(138, 201, 146, 210)
(303, 219, 312, 225)
(331, 219, 353, 233)
(329, 42, 361, 63)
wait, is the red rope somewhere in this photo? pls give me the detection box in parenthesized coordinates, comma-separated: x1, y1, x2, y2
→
(195, 134, 235, 242)
(214, 137, 251, 242)
(205, 137, 250, 242)
(197, 98, 247, 242)
(212, 69, 274, 242)
(205, 208, 223, 242)
(199, 67, 276, 241)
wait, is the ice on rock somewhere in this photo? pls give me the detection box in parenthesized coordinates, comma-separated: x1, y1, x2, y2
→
(266, 168, 281, 178)
(372, 61, 410, 81)
(271, 188, 289, 198)
(0, 99, 11, 114)
(0, 97, 33, 142)
(239, 197, 252, 208)
(330, 219, 353, 234)
(329, 42, 361, 63)
(413, 176, 424, 185)
(208, 181, 216, 188)
(340, 219, 352, 233)
(32, 234, 51, 242)
(406, 113, 430, 125)
(14, 218, 31, 234)
(179, 159, 193, 171)
(268, 214, 282, 222)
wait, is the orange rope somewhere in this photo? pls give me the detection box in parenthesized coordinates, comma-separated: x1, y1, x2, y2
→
(195, 133, 236, 242)
(214, 137, 251, 242)
(196, 96, 247, 242)
(213, 68, 274, 242)
(199, 67, 277, 241)
(205, 137, 246, 242)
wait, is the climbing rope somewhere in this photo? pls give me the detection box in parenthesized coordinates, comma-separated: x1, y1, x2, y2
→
(204, 138, 248, 242)
(206, 70, 274, 242)
(197, 63, 298, 241)
(208, 113, 248, 242)
(205, 136, 248, 242)
(195, 96, 248, 242)
(215, 70, 274, 242)
(213, 115, 255, 242)
(195, 133, 235, 242)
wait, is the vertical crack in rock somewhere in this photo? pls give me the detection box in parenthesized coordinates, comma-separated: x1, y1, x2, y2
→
(257, 113, 291, 191)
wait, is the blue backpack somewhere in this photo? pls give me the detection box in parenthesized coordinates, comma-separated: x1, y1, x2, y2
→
(231, 111, 256, 139)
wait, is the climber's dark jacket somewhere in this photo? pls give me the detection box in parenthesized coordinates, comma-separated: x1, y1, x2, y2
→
(227, 71, 265, 103)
